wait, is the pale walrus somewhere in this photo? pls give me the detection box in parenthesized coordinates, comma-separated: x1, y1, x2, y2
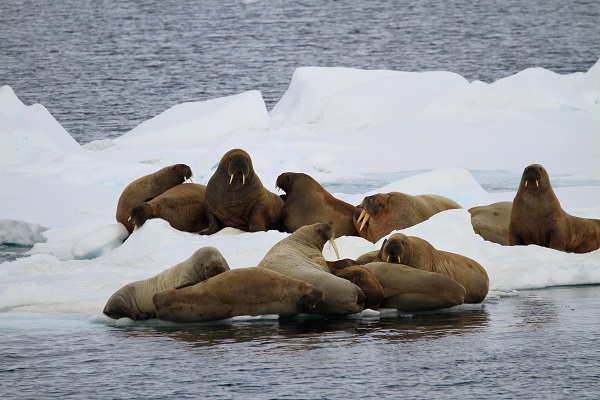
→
(327, 259, 384, 310)
(116, 164, 193, 233)
(468, 201, 512, 246)
(128, 183, 208, 233)
(365, 262, 466, 311)
(202, 149, 284, 234)
(103, 246, 230, 320)
(276, 172, 358, 237)
(353, 192, 462, 243)
(153, 268, 325, 323)
(359, 233, 489, 304)
(257, 223, 366, 315)
(509, 164, 600, 253)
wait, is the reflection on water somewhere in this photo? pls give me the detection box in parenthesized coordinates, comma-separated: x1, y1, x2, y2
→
(3, 287, 599, 399)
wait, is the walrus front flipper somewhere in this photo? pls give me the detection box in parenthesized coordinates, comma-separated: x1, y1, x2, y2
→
(200, 210, 222, 235)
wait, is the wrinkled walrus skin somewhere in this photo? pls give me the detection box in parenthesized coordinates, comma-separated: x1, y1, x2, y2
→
(258, 223, 366, 315)
(353, 192, 462, 243)
(203, 149, 284, 234)
(116, 164, 193, 233)
(103, 246, 229, 320)
(360, 233, 489, 304)
(276, 172, 358, 237)
(365, 262, 466, 311)
(509, 164, 600, 253)
(128, 183, 208, 233)
(153, 268, 326, 323)
(468, 201, 512, 246)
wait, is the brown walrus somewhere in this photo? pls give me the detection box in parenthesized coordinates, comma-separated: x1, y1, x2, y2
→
(103, 246, 230, 320)
(353, 192, 462, 243)
(276, 172, 358, 237)
(116, 164, 193, 233)
(468, 201, 512, 246)
(357, 233, 489, 304)
(257, 223, 366, 315)
(202, 149, 284, 234)
(509, 164, 600, 253)
(153, 268, 325, 323)
(128, 183, 208, 233)
(365, 262, 466, 311)
(326, 259, 384, 310)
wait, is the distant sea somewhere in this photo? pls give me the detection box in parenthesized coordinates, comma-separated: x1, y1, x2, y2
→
(1, 0, 599, 144)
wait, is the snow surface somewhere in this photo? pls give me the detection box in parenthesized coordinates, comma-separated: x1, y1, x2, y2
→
(0, 62, 599, 322)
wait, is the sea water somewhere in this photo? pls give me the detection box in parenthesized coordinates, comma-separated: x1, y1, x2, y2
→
(2, 0, 600, 398)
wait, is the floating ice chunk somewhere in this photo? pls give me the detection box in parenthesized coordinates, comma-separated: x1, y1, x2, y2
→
(0, 219, 48, 246)
(71, 223, 129, 260)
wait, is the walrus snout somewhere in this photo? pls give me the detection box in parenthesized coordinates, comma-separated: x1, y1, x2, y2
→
(382, 233, 408, 264)
(128, 203, 153, 229)
(522, 164, 545, 188)
(302, 286, 326, 311)
(275, 172, 293, 192)
(103, 292, 137, 320)
(227, 153, 251, 185)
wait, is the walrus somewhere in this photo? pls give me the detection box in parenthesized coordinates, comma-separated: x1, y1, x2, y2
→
(116, 164, 193, 233)
(509, 164, 600, 253)
(153, 267, 325, 323)
(276, 172, 358, 237)
(202, 149, 284, 234)
(358, 233, 489, 304)
(257, 223, 366, 315)
(353, 192, 462, 243)
(326, 259, 384, 310)
(103, 246, 230, 320)
(128, 183, 208, 232)
(365, 262, 466, 311)
(468, 201, 512, 246)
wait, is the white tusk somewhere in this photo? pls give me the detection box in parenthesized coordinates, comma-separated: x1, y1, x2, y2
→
(397, 256, 401, 264)
(358, 209, 366, 223)
(229, 174, 234, 184)
(386, 255, 391, 263)
(359, 213, 370, 231)
(242, 174, 245, 185)
(524, 181, 528, 188)
(329, 239, 340, 260)
(188, 177, 194, 183)
(127, 216, 131, 221)
(536, 180, 539, 187)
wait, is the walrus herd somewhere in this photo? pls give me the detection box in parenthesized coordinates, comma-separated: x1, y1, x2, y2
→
(105, 153, 599, 323)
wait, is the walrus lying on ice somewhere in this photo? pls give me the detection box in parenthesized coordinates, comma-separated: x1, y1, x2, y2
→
(276, 172, 358, 237)
(116, 164, 193, 233)
(103, 246, 229, 320)
(509, 163, 600, 253)
(468, 201, 512, 246)
(258, 223, 366, 315)
(353, 192, 461, 243)
(153, 268, 325, 323)
(356, 233, 489, 304)
(203, 149, 284, 234)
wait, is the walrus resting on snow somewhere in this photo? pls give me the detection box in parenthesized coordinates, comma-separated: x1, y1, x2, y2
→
(353, 192, 461, 243)
(258, 223, 366, 315)
(128, 183, 208, 233)
(116, 164, 193, 233)
(365, 262, 466, 311)
(103, 246, 229, 320)
(203, 149, 284, 234)
(327, 259, 384, 310)
(357, 233, 489, 304)
(276, 172, 358, 237)
(468, 201, 512, 246)
(153, 268, 325, 323)
(509, 164, 600, 253)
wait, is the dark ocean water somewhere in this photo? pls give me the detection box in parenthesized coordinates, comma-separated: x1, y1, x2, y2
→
(1, 0, 599, 144)
(2, 1, 600, 398)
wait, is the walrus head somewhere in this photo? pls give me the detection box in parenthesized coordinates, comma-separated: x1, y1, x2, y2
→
(128, 203, 154, 230)
(103, 287, 154, 320)
(275, 172, 294, 193)
(224, 149, 254, 186)
(381, 233, 409, 264)
(353, 193, 391, 242)
(300, 285, 326, 311)
(292, 223, 341, 259)
(520, 164, 547, 190)
(171, 164, 193, 183)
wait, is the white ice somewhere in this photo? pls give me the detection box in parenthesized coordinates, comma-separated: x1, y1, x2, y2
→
(0, 60, 599, 322)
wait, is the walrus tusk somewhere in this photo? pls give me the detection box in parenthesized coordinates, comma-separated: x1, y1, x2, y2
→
(536, 180, 539, 187)
(229, 174, 234, 184)
(329, 239, 340, 260)
(243, 174, 245, 185)
(397, 256, 401, 264)
(187, 177, 194, 183)
(386, 255, 390, 263)
(359, 213, 370, 231)
(357, 209, 366, 223)
(525, 181, 528, 188)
